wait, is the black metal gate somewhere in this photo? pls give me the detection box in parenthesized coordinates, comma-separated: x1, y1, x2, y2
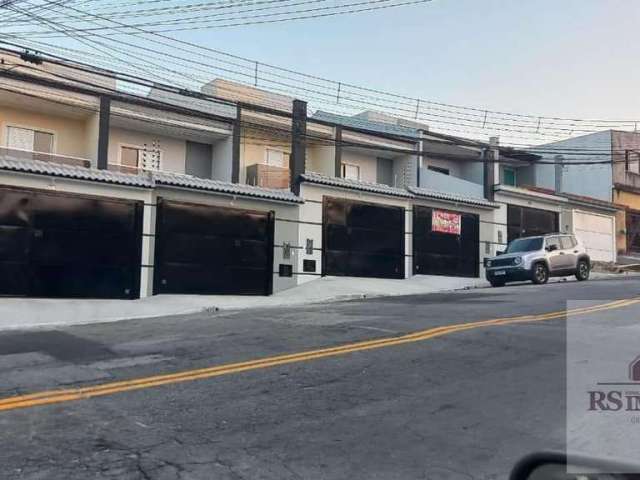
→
(322, 197, 404, 279)
(507, 205, 559, 242)
(0, 186, 143, 299)
(413, 206, 479, 278)
(153, 199, 274, 295)
(627, 210, 640, 253)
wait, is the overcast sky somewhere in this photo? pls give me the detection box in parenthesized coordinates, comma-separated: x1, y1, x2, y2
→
(175, 0, 640, 121)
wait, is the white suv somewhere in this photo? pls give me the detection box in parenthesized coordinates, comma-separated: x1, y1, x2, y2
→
(485, 234, 591, 287)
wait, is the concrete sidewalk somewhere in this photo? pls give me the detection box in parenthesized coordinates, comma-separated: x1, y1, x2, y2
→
(0, 273, 633, 331)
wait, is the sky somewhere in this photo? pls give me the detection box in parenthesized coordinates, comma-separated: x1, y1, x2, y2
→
(172, 0, 640, 121)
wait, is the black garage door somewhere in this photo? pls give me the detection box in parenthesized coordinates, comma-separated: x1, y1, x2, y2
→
(154, 199, 274, 295)
(0, 186, 143, 299)
(413, 206, 479, 278)
(507, 205, 558, 242)
(322, 197, 404, 279)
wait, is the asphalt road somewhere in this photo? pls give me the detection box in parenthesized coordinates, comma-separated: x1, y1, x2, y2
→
(0, 277, 639, 480)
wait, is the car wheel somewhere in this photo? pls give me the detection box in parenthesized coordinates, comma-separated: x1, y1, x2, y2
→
(575, 260, 590, 281)
(489, 279, 506, 287)
(531, 263, 549, 285)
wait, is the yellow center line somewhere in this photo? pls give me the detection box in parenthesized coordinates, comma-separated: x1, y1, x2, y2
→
(0, 297, 638, 412)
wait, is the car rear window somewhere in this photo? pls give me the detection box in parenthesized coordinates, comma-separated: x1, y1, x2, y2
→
(506, 237, 543, 253)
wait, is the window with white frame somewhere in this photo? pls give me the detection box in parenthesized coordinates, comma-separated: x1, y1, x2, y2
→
(6, 126, 54, 153)
(341, 163, 360, 181)
(265, 148, 288, 167)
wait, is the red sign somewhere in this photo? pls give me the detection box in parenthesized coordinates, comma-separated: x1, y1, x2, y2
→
(432, 210, 461, 235)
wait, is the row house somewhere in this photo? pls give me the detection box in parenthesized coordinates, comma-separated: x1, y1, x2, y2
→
(0, 50, 620, 301)
(532, 130, 633, 261)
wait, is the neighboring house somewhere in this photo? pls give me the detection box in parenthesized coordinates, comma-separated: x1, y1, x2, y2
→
(533, 130, 637, 257)
(0, 49, 620, 303)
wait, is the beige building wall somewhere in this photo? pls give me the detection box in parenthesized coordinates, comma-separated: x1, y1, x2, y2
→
(239, 131, 290, 184)
(108, 127, 187, 174)
(340, 149, 377, 183)
(306, 145, 335, 176)
(0, 106, 91, 159)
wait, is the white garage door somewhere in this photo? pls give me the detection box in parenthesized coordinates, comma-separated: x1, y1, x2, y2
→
(573, 210, 616, 263)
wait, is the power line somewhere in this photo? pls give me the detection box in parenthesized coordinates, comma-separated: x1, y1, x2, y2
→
(6, 3, 637, 146)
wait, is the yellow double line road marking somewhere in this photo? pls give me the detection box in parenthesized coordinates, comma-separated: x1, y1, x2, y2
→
(1, 297, 638, 412)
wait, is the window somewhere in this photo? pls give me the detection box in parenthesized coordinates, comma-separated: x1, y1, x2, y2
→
(341, 163, 360, 181)
(626, 152, 640, 174)
(117, 146, 161, 172)
(545, 236, 562, 251)
(427, 165, 450, 175)
(503, 167, 517, 186)
(560, 236, 575, 249)
(6, 126, 53, 153)
(265, 149, 288, 167)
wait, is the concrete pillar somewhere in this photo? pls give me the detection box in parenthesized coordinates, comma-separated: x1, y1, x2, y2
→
(97, 96, 110, 170)
(231, 104, 241, 183)
(405, 205, 413, 278)
(334, 126, 342, 177)
(139, 190, 157, 298)
(290, 99, 307, 195)
(483, 136, 500, 202)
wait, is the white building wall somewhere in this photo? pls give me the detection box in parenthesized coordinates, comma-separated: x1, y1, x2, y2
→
(339, 150, 377, 183)
(108, 127, 187, 174)
(306, 145, 335, 176)
(212, 136, 234, 182)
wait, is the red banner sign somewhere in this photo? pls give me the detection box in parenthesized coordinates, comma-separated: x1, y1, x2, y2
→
(432, 210, 461, 235)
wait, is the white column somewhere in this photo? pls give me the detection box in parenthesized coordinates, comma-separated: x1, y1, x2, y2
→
(139, 190, 157, 298)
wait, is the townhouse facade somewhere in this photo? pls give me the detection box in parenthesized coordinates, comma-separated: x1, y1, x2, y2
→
(533, 130, 635, 259)
(0, 49, 621, 301)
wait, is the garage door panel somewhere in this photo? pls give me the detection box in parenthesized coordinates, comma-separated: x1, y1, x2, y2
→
(575, 230, 612, 251)
(0, 186, 142, 299)
(31, 265, 135, 298)
(323, 198, 404, 279)
(0, 263, 29, 296)
(0, 225, 29, 260)
(31, 230, 135, 266)
(158, 264, 269, 295)
(154, 199, 273, 295)
(573, 211, 615, 263)
(349, 203, 399, 230)
(413, 206, 479, 278)
(32, 195, 136, 234)
(0, 190, 30, 226)
(161, 202, 268, 240)
(323, 250, 349, 275)
(349, 252, 403, 278)
(324, 225, 349, 251)
(323, 198, 348, 225)
(348, 227, 401, 255)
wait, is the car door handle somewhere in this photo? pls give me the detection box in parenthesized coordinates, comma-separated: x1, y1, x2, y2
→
(558, 252, 565, 255)
(573, 250, 578, 253)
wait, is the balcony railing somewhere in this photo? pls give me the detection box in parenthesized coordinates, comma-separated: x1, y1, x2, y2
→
(246, 164, 290, 189)
(0, 146, 91, 168)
